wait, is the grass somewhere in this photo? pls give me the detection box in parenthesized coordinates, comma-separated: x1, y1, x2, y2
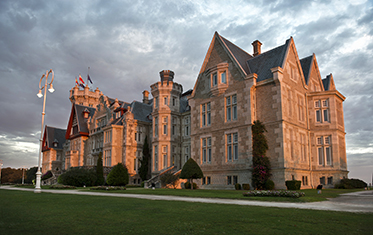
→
(79, 187, 363, 202)
(0, 189, 372, 234)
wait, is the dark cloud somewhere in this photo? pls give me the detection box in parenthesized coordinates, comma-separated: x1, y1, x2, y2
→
(0, 0, 371, 184)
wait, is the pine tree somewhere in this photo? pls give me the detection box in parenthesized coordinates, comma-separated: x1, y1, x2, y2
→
(139, 136, 150, 181)
(96, 152, 105, 185)
(180, 158, 203, 189)
(252, 120, 271, 189)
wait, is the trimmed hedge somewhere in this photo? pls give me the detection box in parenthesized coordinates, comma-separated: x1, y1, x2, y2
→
(265, 179, 275, 190)
(242, 184, 250, 190)
(285, 180, 301, 190)
(235, 183, 242, 190)
(184, 182, 198, 189)
(106, 163, 129, 186)
(58, 168, 97, 187)
(41, 171, 53, 181)
(243, 190, 305, 198)
(335, 178, 367, 189)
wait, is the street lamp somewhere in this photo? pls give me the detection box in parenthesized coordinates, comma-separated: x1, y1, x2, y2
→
(35, 69, 54, 193)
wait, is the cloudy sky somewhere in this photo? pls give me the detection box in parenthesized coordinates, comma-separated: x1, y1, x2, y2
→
(0, 0, 372, 184)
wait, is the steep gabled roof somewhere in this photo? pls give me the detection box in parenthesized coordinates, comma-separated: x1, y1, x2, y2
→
(322, 74, 336, 91)
(65, 103, 96, 139)
(130, 101, 152, 123)
(219, 34, 253, 75)
(247, 38, 290, 82)
(300, 55, 313, 85)
(42, 126, 66, 151)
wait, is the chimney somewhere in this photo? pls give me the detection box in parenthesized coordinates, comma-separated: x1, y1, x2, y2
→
(142, 90, 149, 104)
(252, 40, 262, 57)
(160, 70, 174, 84)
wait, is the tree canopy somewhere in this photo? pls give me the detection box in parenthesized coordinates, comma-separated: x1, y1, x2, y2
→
(139, 136, 151, 181)
(180, 158, 203, 189)
(106, 163, 129, 186)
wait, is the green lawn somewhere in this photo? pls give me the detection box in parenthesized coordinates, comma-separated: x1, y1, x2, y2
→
(0, 190, 372, 234)
(82, 187, 363, 202)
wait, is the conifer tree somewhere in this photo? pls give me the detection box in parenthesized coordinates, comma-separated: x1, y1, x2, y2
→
(96, 152, 105, 185)
(252, 120, 271, 189)
(139, 136, 150, 181)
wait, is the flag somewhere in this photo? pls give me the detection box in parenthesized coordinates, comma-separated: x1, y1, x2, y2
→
(75, 77, 79, 85)
(79, 83, 85, 89)
(79, 75, 85, 84)
(87, 74, 93, 84)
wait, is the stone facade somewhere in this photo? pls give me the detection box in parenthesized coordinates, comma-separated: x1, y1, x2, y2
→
(43, 32, 347, 189)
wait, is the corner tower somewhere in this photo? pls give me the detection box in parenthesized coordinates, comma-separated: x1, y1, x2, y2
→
(151, 70, 183, 175)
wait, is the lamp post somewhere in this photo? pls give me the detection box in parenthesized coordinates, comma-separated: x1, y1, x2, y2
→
(35, 69, 55, 193)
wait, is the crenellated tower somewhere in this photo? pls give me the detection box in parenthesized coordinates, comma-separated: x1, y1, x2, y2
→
(150, 70, 183, 175)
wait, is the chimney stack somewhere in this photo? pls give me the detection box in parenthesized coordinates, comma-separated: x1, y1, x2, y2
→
(142, 90, 149, 104)
(252, 40, 262, 57)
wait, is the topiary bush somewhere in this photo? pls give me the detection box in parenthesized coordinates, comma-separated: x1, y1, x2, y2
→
(335, 178, 367, 189)
(106, 163, 129, 186)
(58, 167, 97, 187)
(242, 183, 250, 190)
(160, 172, 179, 189)
(285, 180, 301, 190)
(235, 183, 242, 190)
(265, 179, 275, 190)
(184, 181, 198, 189)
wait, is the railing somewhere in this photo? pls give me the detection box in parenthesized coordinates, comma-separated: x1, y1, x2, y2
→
(144, 166, 175, 188)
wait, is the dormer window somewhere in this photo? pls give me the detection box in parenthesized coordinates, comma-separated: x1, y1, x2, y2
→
(53, 139, 58, 148)
(208, 62, 229, 95)
(83, 108, 90, 119)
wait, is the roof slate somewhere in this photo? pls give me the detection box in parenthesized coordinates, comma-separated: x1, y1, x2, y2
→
(322, 75, 331, 91)
(131, 101, 152, 122)
(219, 34, 253, 75)
(75, 104, 96, 133)
(246, 39, 290, 82)
(45, 126, 66, 149)
(300, 55, 313, 85)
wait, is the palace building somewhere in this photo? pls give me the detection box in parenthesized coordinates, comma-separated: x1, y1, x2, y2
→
(41, 32, 348, 189)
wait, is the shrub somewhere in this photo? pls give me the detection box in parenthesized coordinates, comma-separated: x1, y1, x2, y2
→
(106, 163, 129, 186)
(160, 172, 179, 189)
(49, 184, 76, 189)
(235, 183, 242, 190)
(90, 186, 126, 191)
(285, 180, 301, 190)
(265, 179, 275, 190)
(242, 183, 250, 190)
(180, 158, 203, 190)
(41, 171, 53, 181)
(243, 190, 305, 198)
(58, 168, 97, 187)
(335, 178, 367, 189)
(184, 181, 198, 189)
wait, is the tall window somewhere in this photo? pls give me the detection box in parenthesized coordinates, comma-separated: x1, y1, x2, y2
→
(300, 133, 306, 162)
(302, 176, 308, 186)
(226, 95, 237, 122)
(201, 102, 211, 127)
(164, 96, 168, 106)
(172, 117, 176, 136)
(184, 146, 189, 163)
(155, 97, 158, 108)
(162, 145, 168, 168)
(163, 117, 168, 135)
(298, 95, 304, 121)
(154, 117, 158, 137)
(184, 117, 190, 136)
(104, 130, 112, 143)
(104, 150, 111, 166)
(226, 133, 238, 161)
(221, 71, 226, 84)
(212, 73, 218, 86)
(154, 145, 158, 171)
(315, 99, 329, 123)
(317, 136, 332, 166)
(202, 137, 212, 163)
